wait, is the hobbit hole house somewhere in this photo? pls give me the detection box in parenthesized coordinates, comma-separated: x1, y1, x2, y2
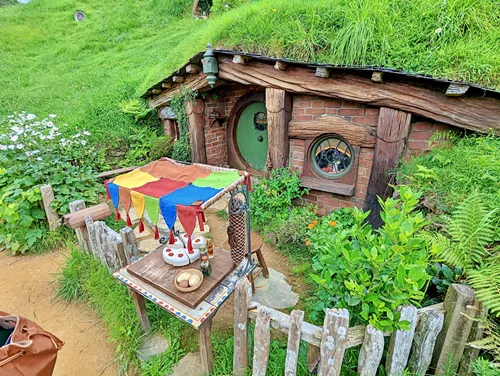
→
(144, 48, 500, 226)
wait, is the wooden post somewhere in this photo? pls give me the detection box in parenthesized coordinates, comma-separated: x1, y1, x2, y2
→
(84, 214, 99, 260)
(233, 278, 252, 376)
(266, 88, 292, 169)
(199, 317, 214, 375)
(40, 185, 59, 230)
(357, 325, 384, 376)
(386, 305, 418, 376)
(69, 200, 90, 253)
(431, 284, 478, 375)
(120, 227, 139, 263)
(253, 306, 271, 376)
(285, 310, 304, 376)
(318, 308, 349, 376)
(164, 119, 178, 140)
(363, 107, 411, 227)
(458, 304, 486, 376)
(408, 308, 444, 376)
(185, 98, 207, 164)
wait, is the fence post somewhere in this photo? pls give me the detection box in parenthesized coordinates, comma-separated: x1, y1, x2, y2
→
(408, 308, 444, 375)
(69, 200, 90, 253)
(40, 184, 60, 231)
(458, 303, 486, 376)
(318, 308, 349, 376)
(233, 278, 252, 376)
(285, 310, 304, 376)
(358, 325, 384, 376)
(431, 284, 478, 375)
(253, 306, 271, 376)
(120, 227, 139, 263)
(386, 305, 418, 376)
(84, 214, 99, 260)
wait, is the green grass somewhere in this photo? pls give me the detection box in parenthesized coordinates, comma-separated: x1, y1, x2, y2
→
(215, 208, 229, 220)
(1, 0, 500, 173)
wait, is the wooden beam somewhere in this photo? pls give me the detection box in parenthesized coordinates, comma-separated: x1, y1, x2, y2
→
(172, 75, 185, 83)
(266, 88, 292, 169)
(364, 108, 411, 227)
(371, 71, 383, 82)
(161, 82, 172, 89)
(199, 318, 214, 375)
(69, 200, 90, 253)
(232, 55, 250, 65)
(151, 88, 162, 95)
(149, 72, 220, 108)
(185, 98, 207, 164)
(445, 83, 469, 97)
(62, 203, 112, 229)
(217, 56, 500, 133)
(288, 116, 377, 147)
(185, 64, 201, 74)
(315, 67, 331, 78)
(274, 61, 288, 71)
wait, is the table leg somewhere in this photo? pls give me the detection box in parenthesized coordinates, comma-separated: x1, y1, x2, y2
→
(130, 288, 151, 333)
(199, 317, 214, 375)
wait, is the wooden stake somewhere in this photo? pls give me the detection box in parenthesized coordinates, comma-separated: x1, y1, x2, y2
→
(285, 310, 304, 376)
(69, 200, 89, 253)
(120, 226, 139, 263)
(253, 306, 271, 376)
(84, 214, 99, 260)
(234, 278, 252, 376)
(386, 305, 418, 376)
(274, 61, 288, 71)
(357, 325, 384, 376)
(371, 71, 384, 82)
(318, 308, 349, 376)
(40, 184, 60, 231)
(185, 64, 201, 74)
(408, 308, 444, 375)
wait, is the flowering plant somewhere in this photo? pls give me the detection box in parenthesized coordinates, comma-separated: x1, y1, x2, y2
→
(0, 112, 103, 253)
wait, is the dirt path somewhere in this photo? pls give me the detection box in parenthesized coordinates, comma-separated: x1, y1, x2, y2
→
(0, 249, 118, 376)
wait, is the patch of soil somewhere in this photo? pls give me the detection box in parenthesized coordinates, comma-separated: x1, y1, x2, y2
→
(205, 213, 312, 332)
(0, 250, 118, 376)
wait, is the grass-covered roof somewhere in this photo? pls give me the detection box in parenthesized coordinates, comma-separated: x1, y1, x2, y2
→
(1, 0, 499, 147)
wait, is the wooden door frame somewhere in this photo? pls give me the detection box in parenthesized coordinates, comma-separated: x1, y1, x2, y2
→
(227, 91, 267, 175)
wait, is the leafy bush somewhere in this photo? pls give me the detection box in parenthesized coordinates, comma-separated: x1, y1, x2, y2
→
(250, 167, 307, 232)
(124, 127, 173, 165)
(0, 113, 104, 253)
(274, 205, 317, 257)
(397, 134, 500, 214)
(309, 187, 430, 330)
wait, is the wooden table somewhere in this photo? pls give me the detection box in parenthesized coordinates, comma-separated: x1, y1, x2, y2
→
(114, 247, 253, 375)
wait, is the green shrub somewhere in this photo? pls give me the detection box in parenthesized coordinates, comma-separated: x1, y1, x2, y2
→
(125, 127, 173, 165)
(309, 187, 430, 330)
(274, 205, 317, 257)
(250, 167, 308, 232)
(0, 113, 103, 253)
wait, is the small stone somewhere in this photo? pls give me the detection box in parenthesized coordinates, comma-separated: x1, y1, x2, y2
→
(136, 333, 168, 362)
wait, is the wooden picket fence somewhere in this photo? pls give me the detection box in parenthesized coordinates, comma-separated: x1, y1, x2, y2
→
(233, 278, 483, 376)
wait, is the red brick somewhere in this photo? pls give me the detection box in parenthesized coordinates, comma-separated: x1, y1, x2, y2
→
(305, 108, 328, 115)
(303, 193, 318, 202)
(290, 145, 304, 153)
(290, 158, 304, 167)
(338, 108, 365, 116)
(358, 167, 367, 176)
(326, 108, 338, 115)
(357, 175, 370, 185)
(291, 139, 305, 146)
(339, 200, 354, 208)
(294, 101, 312, 108)
(293, 108, 305, 115)
(360, 150, 374, 161)
(407, 140, 428, 150)
(409, 132, 431, 141)
(318, 195, 340, 207)
(316, 208, 327, 216)
(341, 100, 360, 108)
(365, 108, 379, 116)
(294, 94, 315, 102)
(311, 100, 324, 108)
(293, 115, 313, 121)
(411, 122, 432, 132)
(355, 189, 367, 199)
(358, 183, 367, 194)
(291, 151, 304, 159)
(432, 123, 450, 132)
(352, 116, 378, 126)
(359, 159, 372, 169)
(323, 99, 342, 108)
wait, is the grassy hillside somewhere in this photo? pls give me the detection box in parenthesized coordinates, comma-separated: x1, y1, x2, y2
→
(1, 0, 499, 163)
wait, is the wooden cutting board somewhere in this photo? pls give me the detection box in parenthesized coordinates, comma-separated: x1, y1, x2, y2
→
(127, 246, 236, 308)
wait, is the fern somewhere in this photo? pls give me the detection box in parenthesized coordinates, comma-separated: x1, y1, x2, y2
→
(468, 316, 500, 362)
(468, 262, 500, 317)
(431, 194, 498, 270)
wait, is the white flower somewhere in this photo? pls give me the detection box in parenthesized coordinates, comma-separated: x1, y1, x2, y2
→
(83, 130, 91, 136)
(49, 114, 57, 118)
(16, 144, 24, 149)
(435, 27, 442, 34)
(26, 114, 36, 120)
(10, 135, 18, 142)
(81, 140, 87, 145)
(8, 145, 15, 150)
(225, 4, 229, 7)
(0, 145, 6, 150)
(36, 157, 42, 161)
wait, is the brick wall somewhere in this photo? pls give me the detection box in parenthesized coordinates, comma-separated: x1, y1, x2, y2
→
(292, 94, 379, 126)
(406, 119, 451, 155)
(203, 84, 262, 166)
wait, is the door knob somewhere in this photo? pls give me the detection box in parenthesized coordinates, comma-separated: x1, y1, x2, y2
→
(257, 136, 263, 142)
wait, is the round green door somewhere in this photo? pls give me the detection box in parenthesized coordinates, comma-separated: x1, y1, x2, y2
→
(235, 102, 268, 171)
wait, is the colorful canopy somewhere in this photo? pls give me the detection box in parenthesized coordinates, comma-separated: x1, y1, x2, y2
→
(105, 158, 246, 248)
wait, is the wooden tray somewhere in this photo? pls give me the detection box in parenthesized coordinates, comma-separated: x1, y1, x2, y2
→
(127, 247, 236, 308)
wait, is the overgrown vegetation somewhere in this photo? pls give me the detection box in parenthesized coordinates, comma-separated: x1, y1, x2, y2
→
(170, 88, 197, 162)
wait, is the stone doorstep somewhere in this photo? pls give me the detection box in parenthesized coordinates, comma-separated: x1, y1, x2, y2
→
(252, 268, 299, 310)
(136, 332, 169, 362)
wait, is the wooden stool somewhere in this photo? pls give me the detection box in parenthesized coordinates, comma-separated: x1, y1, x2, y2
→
(246, 236, 270, 293)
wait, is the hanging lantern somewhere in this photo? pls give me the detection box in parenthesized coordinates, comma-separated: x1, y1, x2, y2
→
(202, 43, 219, 87)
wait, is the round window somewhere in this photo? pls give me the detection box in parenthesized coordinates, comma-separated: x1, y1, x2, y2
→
(311, 136, 354, 179)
